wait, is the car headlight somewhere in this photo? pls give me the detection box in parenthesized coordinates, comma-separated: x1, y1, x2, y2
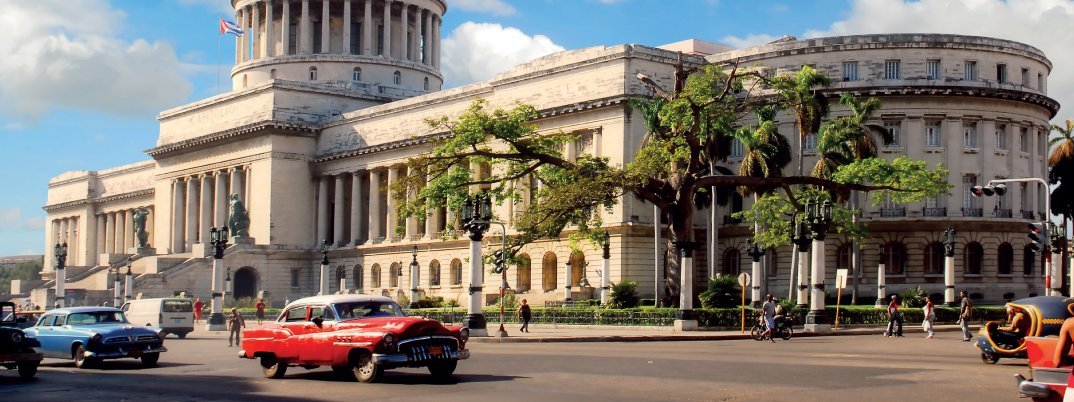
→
(10, 332, 23, 343)
(382, 333, 396, 352)
(90, 333, 102, 343)
(459, 327, 470, 342)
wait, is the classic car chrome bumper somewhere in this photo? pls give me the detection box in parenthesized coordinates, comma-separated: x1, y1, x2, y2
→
(373, 348, 470, 365)
(1016, 373, 1054, 399)
(85, 346, 167, 359)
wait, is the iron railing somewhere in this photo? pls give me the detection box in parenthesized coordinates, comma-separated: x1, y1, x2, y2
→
(1021, 210, 1035, 219)
(995, 209, 1012, 218)
(922, 207, 947, 217)
(880, 207, 906, 217)
(962, 208, 983, 217)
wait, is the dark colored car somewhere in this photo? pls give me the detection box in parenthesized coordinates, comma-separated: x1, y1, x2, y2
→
(0, 302, 43, 378)
(23, 306, 166, 368)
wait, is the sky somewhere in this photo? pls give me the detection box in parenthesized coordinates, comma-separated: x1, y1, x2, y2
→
(2, 0, 1074, 257)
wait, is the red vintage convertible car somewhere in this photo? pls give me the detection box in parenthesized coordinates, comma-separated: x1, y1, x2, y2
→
(238, 295, 470, 382)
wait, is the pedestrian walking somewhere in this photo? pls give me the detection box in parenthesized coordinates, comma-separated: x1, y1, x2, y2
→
(255, 298, 266, 325)
(959, 291, 974, 341)
(761, 294, 777, 343)
(517, 299, 532, 333)
(228, 308, 245, 347)
(193, 298, 204, 323)
(922, 298, 936, 339)
(886, 295, 903, 337)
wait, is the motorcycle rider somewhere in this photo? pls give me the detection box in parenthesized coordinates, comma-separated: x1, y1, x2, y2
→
(761, 294, 777, 343)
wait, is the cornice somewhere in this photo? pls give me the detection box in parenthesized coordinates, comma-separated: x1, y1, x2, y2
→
(145, 120, 317, 158)
(157, 151, 308, 180)
(43, 189, 155, 212)
(830, 86, 1060, 118)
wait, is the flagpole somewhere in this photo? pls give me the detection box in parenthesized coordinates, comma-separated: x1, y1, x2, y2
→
(216, 32, 221, 94)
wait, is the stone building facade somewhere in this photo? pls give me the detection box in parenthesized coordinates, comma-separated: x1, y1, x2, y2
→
(33, 2, 1059, 308)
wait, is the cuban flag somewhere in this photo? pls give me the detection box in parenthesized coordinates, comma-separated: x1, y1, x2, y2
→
(220, 18, 243, 36)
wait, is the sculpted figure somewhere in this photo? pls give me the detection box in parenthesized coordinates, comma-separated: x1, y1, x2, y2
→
(133, 208, 149, 248)
(228, 194, 250, 236)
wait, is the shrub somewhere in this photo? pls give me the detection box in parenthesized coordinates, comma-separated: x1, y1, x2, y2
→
(609, 280, 640, 308)
(699, 275, 740, 308)
(899, 286, 928, 308)
(412, 296, 443, 309)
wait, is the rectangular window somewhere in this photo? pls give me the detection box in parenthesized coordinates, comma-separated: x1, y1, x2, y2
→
(885, 60, 900, 80)
(350, 22, 360, 54)
(926, 59, 941, 80)
(290, 269, 299, 287)
(377, 24, 384, 55)
(1041, 130, 1047, 155)
(804, 133, 817, 151)
(925, 122, 941, 147)
(963, 123, 977, 148)
(1038, 72, 1045, 91)
(843, 61, 858, 81)
(731, 139, 745, 158)
(1020, 183, 1029, 212)
(963, 175, 978, 210)
(965, 61, 977, 80)
(313, 21, 323, 54)
(288, 22, 298, 55)
(1022, 68, 1030, 86)
(1019, 127, 1029, 152)
(997, 64, 1007, 83)
(995, 124, 1007, 150)
(925, 195, 944, 208)
(884, 121, 901, 146)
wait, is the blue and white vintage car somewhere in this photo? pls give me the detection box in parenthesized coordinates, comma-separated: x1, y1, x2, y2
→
(23, 307, 167, 368)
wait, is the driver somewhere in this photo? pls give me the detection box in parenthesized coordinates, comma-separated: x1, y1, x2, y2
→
(1002, 305, 1030, 335)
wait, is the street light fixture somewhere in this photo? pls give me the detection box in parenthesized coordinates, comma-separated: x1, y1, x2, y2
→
(206, 226, 230, 331)
(111, 263, 122, 307)
(804, 197, 833, 333)
(789, 216, 812, 307)
(54, 242, 68, 308)
(124, 257, 133, 301)
(318, 239, 330, 295)
(410, 245, 420, 308)
(460, 193, 493, 337)
(600, 230, 611, 306)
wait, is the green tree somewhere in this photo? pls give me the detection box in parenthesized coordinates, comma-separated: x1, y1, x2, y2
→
(1049, 120, 1074, 238)
(0, 259, 44, 294)
(770, 65, 832, 176)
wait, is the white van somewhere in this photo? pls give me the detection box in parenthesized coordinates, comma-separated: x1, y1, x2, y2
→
(122, 298, 195, 339)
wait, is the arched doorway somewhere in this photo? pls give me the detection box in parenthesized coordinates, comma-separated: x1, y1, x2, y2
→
(233, 266, 259, 301)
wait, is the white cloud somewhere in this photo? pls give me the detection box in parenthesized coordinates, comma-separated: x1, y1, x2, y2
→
(0, 0, 192, 120)
(0, 208, 20, 230)
(451, 0, 517, 16)
(440, 22, 565, 88)
(22, 218, 44, 231)
(720, 33, 782, 49)
(177, 0, 235, 16)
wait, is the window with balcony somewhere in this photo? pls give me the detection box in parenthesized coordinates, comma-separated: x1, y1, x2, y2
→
(995, 188, 1010, 218)
(926, 59, 941, 80)
(885, 60, 900, 80)
(923, 194, 946, 217)
(1022, 68, 1030, 87)
(962, 174, 980, 216)
(925, 122, 942, 147)
(883, 121, 901, 147)
(843, 61, 858, 81)
(1020, 183, 1031, 218)
(881, 191, 905, 216)
(965, 61, 977, 80)
(963, 123, 977, 148)
(995, 124, 1008, 150)
(997, 64, 1007, 83)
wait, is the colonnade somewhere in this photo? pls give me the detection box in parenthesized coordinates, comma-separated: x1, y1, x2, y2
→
(94, 208, 154, 255)
(50, 217, 79, 265)
(170, 167, 249, 254)
(234, 0, 441, 68)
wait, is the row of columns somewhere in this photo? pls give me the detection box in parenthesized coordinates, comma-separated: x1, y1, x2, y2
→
(51, 217, 79, 266)
(93, 208, 154, 255)
(235, 0, 441, 67)
(170, 167, 247, 254)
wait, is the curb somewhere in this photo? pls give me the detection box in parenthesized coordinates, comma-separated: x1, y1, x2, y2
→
(467, 326, 972, 343)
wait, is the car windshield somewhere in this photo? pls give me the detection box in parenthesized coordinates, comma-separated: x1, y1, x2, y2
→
(66, 311, 129, 325)
(0, 304, 14, 323)
(333, 301, 406, 319)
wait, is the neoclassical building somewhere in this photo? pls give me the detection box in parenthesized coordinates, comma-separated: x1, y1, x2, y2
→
(28, 1, 1058, 308)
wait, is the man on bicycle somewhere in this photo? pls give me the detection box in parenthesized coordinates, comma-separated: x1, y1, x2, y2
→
(761, 294, 777, 343)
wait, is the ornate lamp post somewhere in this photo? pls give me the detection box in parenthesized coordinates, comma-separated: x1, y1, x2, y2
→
(338, 267, 347, 294)
(124, 257, 133, 302)
(943, 228, 957, 306)
(409, 245, 420, 308)
(207, 226, 229, 331)
(790, 217, 812, 308)
(318, 239, 330, 295)
(54, 242, 67, 308)
(804, 197, 833, 333)
(112, 263, 122, 307)
(601, 231, 611, 306)
(746, 240, 765, 308)
(225, 268, 232, 304)
(875, 243, 887, 307)
(460, 193, 492, 337)
(564, 261, 573, 302)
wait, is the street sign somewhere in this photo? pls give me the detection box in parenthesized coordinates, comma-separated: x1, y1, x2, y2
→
(836, 269, 848, 289)
(738, 272, 751, 287)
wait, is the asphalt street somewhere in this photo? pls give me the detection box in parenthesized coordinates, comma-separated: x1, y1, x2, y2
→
(0, 329, 1025, 402)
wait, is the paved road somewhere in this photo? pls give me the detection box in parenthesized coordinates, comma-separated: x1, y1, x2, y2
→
(1, 329, 1024, 402)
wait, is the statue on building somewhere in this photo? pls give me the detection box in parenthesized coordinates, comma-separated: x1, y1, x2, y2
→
(133, 208, 150, 248)
(228, 194, 250, 237)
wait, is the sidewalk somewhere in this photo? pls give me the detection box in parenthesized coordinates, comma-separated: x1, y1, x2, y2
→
(467, 323, 976, 343)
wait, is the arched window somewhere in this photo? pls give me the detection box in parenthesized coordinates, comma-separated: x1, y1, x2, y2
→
(309, 66, 318, 80)
(423, 77, 429, 90)
(882, 241, 907, 275)
(352, 67, 362, 81)
(429, 260, 441, 287)
(542, 252, 558, 291)
(516, 254, 531, 293)
(1024, 245, 1036, 275)
(722, 248, 740, 276)
(450, 259, 462, 286)
(837, 244, 852, 271)
(924, 242, 944, 275)
(393, 70, 401, 85)
(998, 243, 1014, 275)
(569, 251, 585, 287)
(964, 242, 984, 275)
(371, 264, 382, 288)
(353, 265, 364, 291)
(389, 262, 400, 288)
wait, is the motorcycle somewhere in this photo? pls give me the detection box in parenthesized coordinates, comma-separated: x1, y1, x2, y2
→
(751, 315, 793, 341)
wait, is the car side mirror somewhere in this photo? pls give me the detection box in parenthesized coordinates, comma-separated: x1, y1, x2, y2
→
(312, 317, 324, 328)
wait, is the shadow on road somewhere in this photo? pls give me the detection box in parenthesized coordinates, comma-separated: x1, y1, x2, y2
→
(39, 360, 201, 370)
(282, 368, 525, 385)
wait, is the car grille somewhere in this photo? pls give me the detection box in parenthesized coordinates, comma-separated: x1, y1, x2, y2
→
(136, 335, 158, 341)
(104, 335, 158, 343)
(400, 336, 459, 363)
(104, 336, 131, 343)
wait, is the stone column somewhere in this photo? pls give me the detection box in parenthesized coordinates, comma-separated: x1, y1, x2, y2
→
(404, 170, 417, 240)
(186, 175, 199, 250)
(466, 228, 488, 337)
(171, 179, 185, 254)
(115, 211, 126, 254)
(424, 172, 435, 238)
(321, 0, 330, 54)
(123, 209, 134, 251)
(252, 3, 261, 59)
(300, 0, 311, 54)
(875, 263, 887, 307)
(400, 2, 408, 61)
(944, 254, 955, 306)
(265, 0, 274, 57)
(230, 167, 245, 204)
(422, 7, 431, 65)
(334, 174, 346, 245)
(200, 174, 213, 244)
(382, 0, 391, 57)
(350, 171, 363, 245)
(363, 0, 372, 55)
(215, 170, 228, 228)
(750, 250, 763, 308)
(235, 9, 242, 63)
(368, 170, 382, 242)
(806, 235, 830, 333)
(96, 214, 106, 255)
(105, 213, 116, 254)
(796, 248, 809, 308)
(317, 175, 329, 244)
(342, 0, 351, 54)
(282, 0, 291, 55)
(240, 7, 249, 62)
(433, 14, 439, 69)
(386, 167, 399, 240)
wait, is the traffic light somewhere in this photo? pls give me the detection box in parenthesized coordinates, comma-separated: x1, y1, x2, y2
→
(492, 250, 506, 274)
(1052, 224, 1067, 251)
(1028, 222, 1048, 254)
(970, 184, 1007, 197)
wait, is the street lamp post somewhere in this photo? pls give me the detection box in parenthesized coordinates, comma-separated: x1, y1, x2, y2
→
(54, 242, 67, 308)
(601, 231, 611, 306)
(225, 268, 232, 304)
(747, 240, 765, 308)
(943, 228, 957, 306)
(318, 239, 330, 295)
(338, 267, 347, 294)
(460, 193, 492, 337)
(410, 245, 420, 308)
(124, 257, 133, 302)
(875, 244, 887, 307)
(112, 264, 122, 307)
(790, 218, 812, 308)
(207, 226, 229, 331)
(804, 197, 833, 333)
(564, 261, 573, 302)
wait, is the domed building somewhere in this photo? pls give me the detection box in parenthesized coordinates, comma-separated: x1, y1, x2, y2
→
(29, 2, 1059, 313)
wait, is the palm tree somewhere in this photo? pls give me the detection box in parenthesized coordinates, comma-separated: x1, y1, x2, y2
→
(770, 65, 833, 176)
(1049, 120, 1074, 251)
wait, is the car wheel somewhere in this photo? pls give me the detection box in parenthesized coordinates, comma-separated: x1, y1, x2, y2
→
(260, 355, 287, 379)
(352, 352, 382, 383)
(428, 360, 457, 378)
(74, 345, 96, 369)
(781, 327, 793, 340)
(17, 361, 38, 379)
(177, 332, 187, 339)
(750, 325, 763, 341)
(141, 352, 160, 367)
(981, 352, 1000, 364)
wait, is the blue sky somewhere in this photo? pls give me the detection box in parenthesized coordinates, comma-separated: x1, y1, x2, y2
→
(2, 0, 1074, 257)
